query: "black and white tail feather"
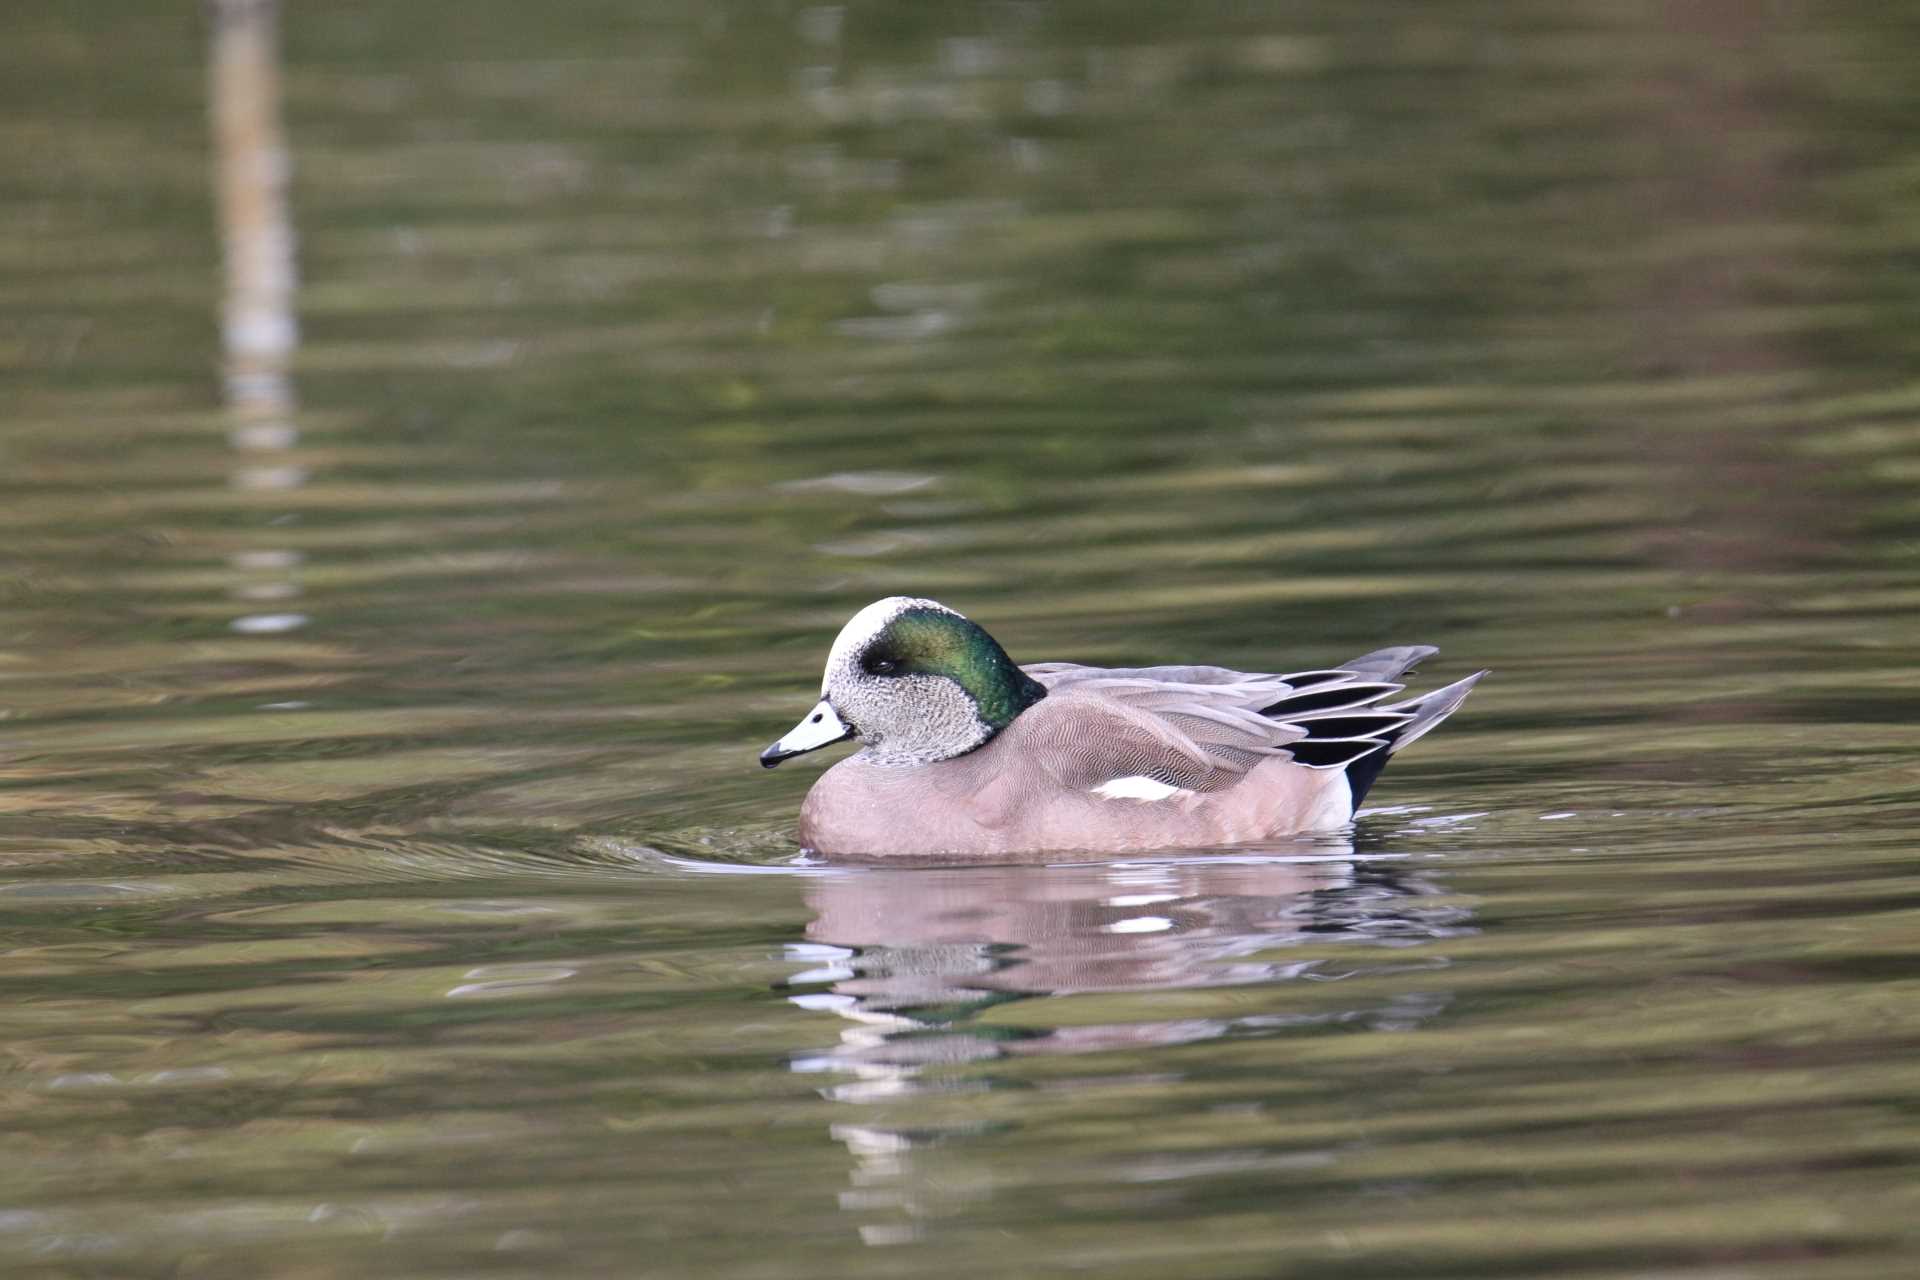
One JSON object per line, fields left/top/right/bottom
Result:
{"left": 1026, "top": 646, "right": 1484, "bottom": 809}
{"left": 1270, "top": 646, "right": 1485, "bottom": 805}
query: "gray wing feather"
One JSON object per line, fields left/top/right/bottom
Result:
{"left": 1009, "top": 693, "right": 1226, "bottom": 791}
{"left": 1023, "top": 669, "right": 1308, "bottom": 779}
{"left": 1381, "top": 670, "right": 1485, "bottom": 753}
{"left": 1023, "top": 656, "right": 1427, "bottom": 775}
{"left": 1335, "top": 646, "right": 1439, "bottom": 683}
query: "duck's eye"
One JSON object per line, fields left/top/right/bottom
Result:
{"left": 866, "top": 656, "right": 901, "bottom": 676}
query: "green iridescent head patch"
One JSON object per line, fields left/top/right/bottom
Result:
{"left": 863, "top": 606, "right": 1047, "bottom": 729}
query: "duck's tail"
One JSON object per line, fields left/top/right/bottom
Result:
{"left": 1339, "top": 655, "right": 1485, "bottom": 807}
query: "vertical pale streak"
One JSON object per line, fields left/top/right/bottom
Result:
{"left": 210, "top": 0, "right": 306, "bottom": 634}
{"left": 209, "top": 0, "right": 297, "bottom": 409}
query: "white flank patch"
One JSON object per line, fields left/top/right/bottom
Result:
{"left": 1092, "top": 776, "right": 1185, "bottom": 802}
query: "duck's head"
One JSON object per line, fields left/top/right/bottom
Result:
{"left": 760, "top": 596, "right": 1047, "bottom": 768}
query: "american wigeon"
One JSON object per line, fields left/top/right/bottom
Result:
{"left": 761, "top": 597, "right": 1483, "bottom": 858}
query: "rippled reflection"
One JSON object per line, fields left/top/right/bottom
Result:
{"left": 786, "top": 853, "right": 1471, "bottom": 1240}
{"left": 213, "top": 0, "right": 309, "bottom": 640}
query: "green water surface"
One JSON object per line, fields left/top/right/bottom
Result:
{"left": 3, "top": 2, "right": 1919, "bottom": 1276}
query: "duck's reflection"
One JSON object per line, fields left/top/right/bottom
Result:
{"left": 786, "top": 853, "right": 1468, "bottom": 1082}
{"left": 783, "top": 851, "right": 1471, "bottom": 1242}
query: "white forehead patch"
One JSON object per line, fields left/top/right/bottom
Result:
{"left": 822, "top": 596, "right": 961, "bottom": 692}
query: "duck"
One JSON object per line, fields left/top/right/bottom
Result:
{"left": 760, "top": 596, "right": 1483, "bottom": 858}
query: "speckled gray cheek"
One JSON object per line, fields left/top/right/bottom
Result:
{"left": 839, "top": 673, "right": 993, "bottom": 767}
{"left": 882, "top": 674, "right": 993, "bottom": 766}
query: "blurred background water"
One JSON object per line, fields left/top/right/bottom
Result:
{"left": 4, "top": 1, "right": 1919, "bottom": 1276}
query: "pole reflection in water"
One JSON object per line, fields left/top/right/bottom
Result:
{"left": 210, "top": 0, "right": 308, "bottom": 637}
{"left": 783, "top": 852, "right": 1473, "bottom": 1244}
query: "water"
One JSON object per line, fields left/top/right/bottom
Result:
{"left": 5, "top": 1, "right": 1919, "bottom": 1275}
